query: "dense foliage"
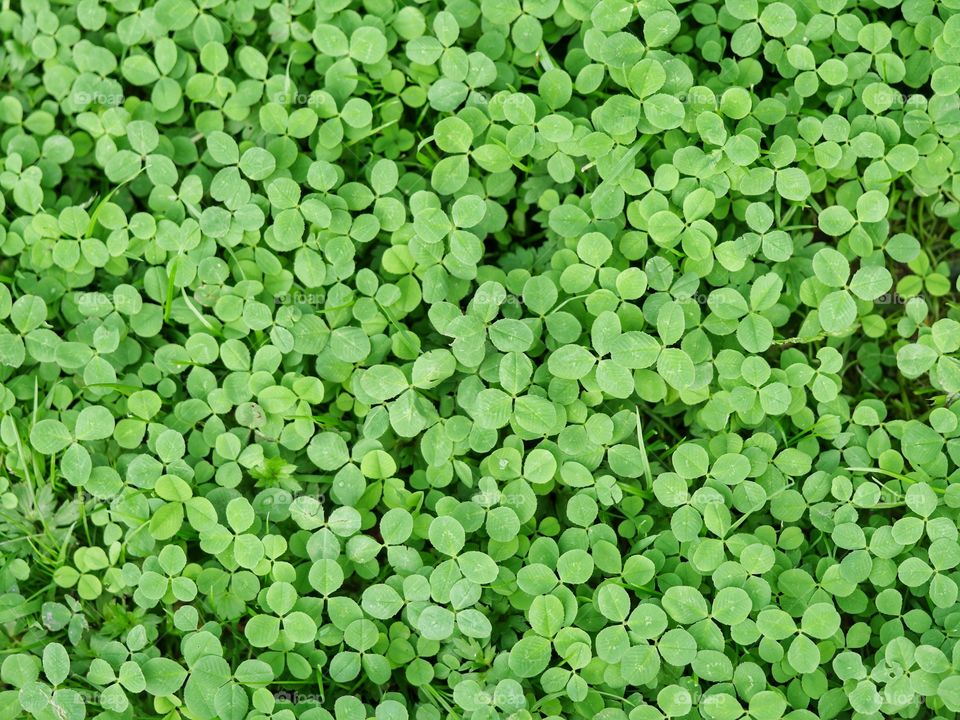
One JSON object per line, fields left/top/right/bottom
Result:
{"left": 2, "top": 0, "right": 960, "bottom": 719}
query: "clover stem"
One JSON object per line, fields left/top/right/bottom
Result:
{"left": 536, "top": 43, "right": 556, "bottom": 72}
